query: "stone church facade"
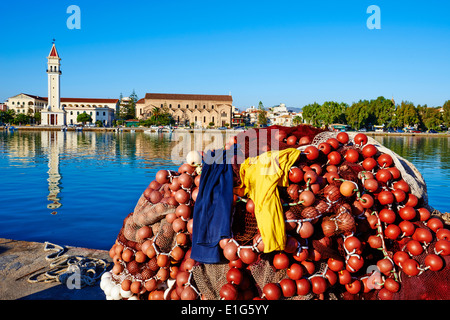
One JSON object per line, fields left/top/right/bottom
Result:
{"left": 136, "top": 93, "right": 233, "bottom": 128}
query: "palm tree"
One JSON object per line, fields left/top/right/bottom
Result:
{"left": 152, "top": 107, "right": 162, "bottom": 121}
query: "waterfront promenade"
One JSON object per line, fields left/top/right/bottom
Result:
{"left": 0, "top": 238, "right": 111, "bottom": 300}
{"left": 3, "top": 125, "right": 450, "bottom": 137}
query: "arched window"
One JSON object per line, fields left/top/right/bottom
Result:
{"left": 195, "top": 105, "right": 198, "bottom": 109}
{"left": 203, "top": 105, "right": 206, "bottom": 109}
{"left": 186, "top": 104, "right": 189, "bottom": 108}
{"left": 161, "top": 104, "right": 163, "bottom": 108}
{"left": 178, "top": 104, "right": 181, "bottom": 108}
{"left": 203, "top": 116, "right": 206, "bottom": 123}
{"left": 195, "top": 116, "right": 197, "bottom": 122}
{"left": 169, "top": 104, "right": 172, "bottom": 108}
{"left": 211, "top": 105, "right": 214, "bottom": 109}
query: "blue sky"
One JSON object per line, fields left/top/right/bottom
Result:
{"left": 0, "top": 0, "right": 449, "bottom": 109}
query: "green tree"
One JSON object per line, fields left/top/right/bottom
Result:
{"left": 13, "top": 113, "right": 30, "bottom": 125}
{"left": 0, "top": 109, "right": 15, "bottom": 124}
{"left": 301, "top": 102, "right": 321, "bottom": 127}
{"left": 373, "top": 96, "right": 395, "bottom": 127}
{"left": 418, "top": 106, "right": 443, "bottom": 130}
{"left": 257, "top": 101, "right": 268, "bottom": 126}
{"left": 77, "top": 112, "right": 92, "bottom": 125}
{"left": 151, "top": 107, "right": 162, "bottom": 121}
{"left": 293, "top": 115, "right": 302, "bottom": 125}
{"left": 394, "top": 101, "right": 419, "bottom": 128}
{"left": 319, "top": 101, "right": 347, "bottom": 125}
{"left": 346, "top": 100, "right": 371, "bottom": 130}
{"left": 127, "top": 90, "right": 138, "bottom": 119}
{"left": 119, "top": 90, "right": 139, "bottom": 121}
{"left": 443, "top": 100, "right": 450, "bottom": 128}
{"left": 34, "top": 111, "right": 41, "bottom": 125}
{"left": 144, "top": 105, "right": 174, "bottom": 126}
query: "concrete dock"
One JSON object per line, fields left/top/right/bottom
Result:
{"left": 0, "top": 238, "right": 112, "bottom": 300}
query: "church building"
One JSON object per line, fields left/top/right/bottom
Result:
{"left": 6, "top": 43, "right": 118, "bottom": 126}
{"left": 136, "top": 93, "right": 233, "bottom": 128}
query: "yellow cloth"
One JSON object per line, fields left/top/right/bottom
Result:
{"left": 239, "top": 148, "right": 301, "bottom": 253}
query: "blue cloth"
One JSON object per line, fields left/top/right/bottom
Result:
{"left": 190, "top": 148, "right": 235, "bottom": 264}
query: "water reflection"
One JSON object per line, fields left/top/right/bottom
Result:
{"left": 43, "top": 131, "right": 63, "bottom": 213}
{"left": 2, "top": 130, "right": 181, "bottom": 215}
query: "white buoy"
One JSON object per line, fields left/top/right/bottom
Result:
{"left": 100, "top": 276, "right": 110, "bottom": 291}
{"left": 110, "top": 285, "right": 122, "bottom": 300}
{"left": 101, "top": 271, "right": 112, "bottom": 281}
{"left": 186, "top": 150, "right": 202, "bottom": 166}
{"left": 120, "top": 288, "right": 133, "bottom": 299}
{"left": 103, "top": 281, "right": 114, "bottom": 296}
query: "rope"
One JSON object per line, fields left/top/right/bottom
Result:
{"left": 27, "top": 241, "right": 111, "bottom": 288}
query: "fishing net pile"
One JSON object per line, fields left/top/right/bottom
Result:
{"left": 100, "top": 125, "right": 450, "bottom": 300}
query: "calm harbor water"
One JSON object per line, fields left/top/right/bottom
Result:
{"left": 0, "top": 130, "right": 449, "bottom": 250}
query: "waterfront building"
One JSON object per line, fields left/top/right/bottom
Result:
{"left": 231, "top": 111, "right": 248, "bottom": 127}
{"left": 62, "top": 98, "right": 117, "bottom": 126}
{"left": 5, "top": 43, "right": 118, "bottom": 126}
{"left": 136, "top": 93, "right": 233, "bottom": 128}
{"left": 272, "top": 114, "right": 294, "bottom": 126}
{"left": 5, "top": 93, "right": 48, "bottom": 115}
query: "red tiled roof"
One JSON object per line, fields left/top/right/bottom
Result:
{"left": 20, "top": 93, "right": 48, "bottom": 101}
{"left": 60, "top": 98, "right": 119, "bottom": 103}
{"left": 49, "top": 44, "right": 59, "bottom": 58}
{"left": 15, "top": 94, "right": 118, "bottom": 104}
{"left": 144, "top": 93, "right": 232, "bottom": 102}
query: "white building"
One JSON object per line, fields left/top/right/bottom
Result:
{"left": 62, "top": 98, "right": 117, "bottom": 126}
{"left": 272, "top": 114, "right": 294, "bottom": 126}
{"left": 5, "top": 93, "right": 48, "bottom": 115}
{"left": 6, "top": 43, "right": 118, "bottom": 126}
{"left": 272, "top": 103, "right": 289, "bottom": 115}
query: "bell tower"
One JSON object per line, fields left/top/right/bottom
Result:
{"left": 47, "top": 42, "right": 61, "bottom": 112}
{"left": 42, "top": 41, "right": 66, "bottom": 126}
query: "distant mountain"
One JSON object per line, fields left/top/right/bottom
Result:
{"left": 288, "top": 107, "right": 302, "bottom": 113}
